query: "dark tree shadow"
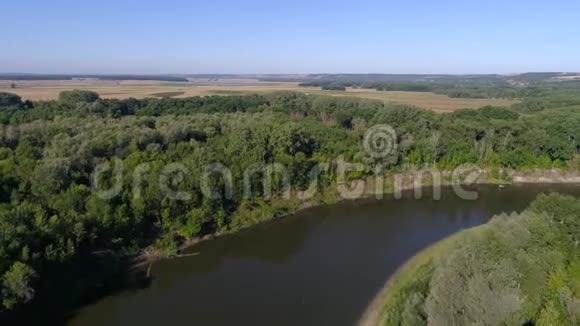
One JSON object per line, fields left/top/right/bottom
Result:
{"left": 0, "top": 251, "right": 152, "bottom": 326}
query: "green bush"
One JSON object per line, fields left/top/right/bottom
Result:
{"left": 58, "top": 89, "right": 100, "bottom": 104}
{"left": 0, "top": 92, "right": 22, "bottom": 107}
{"left": 478, "top": 106, "right": 520, "bottom": 120}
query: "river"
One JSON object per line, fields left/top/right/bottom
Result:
{"left": 66, "top": 184, "right": 580, "bottom": 326}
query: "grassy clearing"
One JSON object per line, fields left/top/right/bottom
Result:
{"left": 0, "top": 80, "right": 517, "bottom": 111}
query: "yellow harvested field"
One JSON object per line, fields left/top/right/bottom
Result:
{"left": 0, "top": 79, "right": 517, "bottom": 112}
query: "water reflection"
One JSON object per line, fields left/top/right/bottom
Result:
{"left": 63, "top": 184, "right": 579, "bottom": 326}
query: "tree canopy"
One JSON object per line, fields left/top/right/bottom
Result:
{"left": 0, "top": 93, "right": 22, "bottom": 107}
{"left": 0, "top": 89, "right": 577, "bottom": 318}
{"left": 58, "top": 90, "right": 100, "bottom": 104}
{"left": 381, "top": 194, "right": 580, "bottom": 325}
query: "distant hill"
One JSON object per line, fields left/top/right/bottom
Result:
{"left": 0, "top": 74, "right": 188, "bottom": 82}
{"left": 1, "top": 72, "right": 579, "bottom": 86}
{"left": 261, "top": 72, "right": 580, "bottom": 85}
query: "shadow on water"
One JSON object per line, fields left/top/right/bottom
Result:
{"left": 0, "top": 251, "right": 153, "bottom": 326}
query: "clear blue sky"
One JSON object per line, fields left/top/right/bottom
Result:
{"left": 2, "top": 0, "right": 579, "bottom": 74}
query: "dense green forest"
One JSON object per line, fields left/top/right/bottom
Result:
{"left": 0, "top": 89, "right": 578, "bottom": 318}
{"left": 380, "top": 193, "right": 580, "bottom": 325}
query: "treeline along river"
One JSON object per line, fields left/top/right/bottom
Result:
{"left": 64, "top": 185, "right": 580, "bottom": 326}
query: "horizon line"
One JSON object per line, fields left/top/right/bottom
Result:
{"left": 1, "top": 71, "right": 579, "bottom": 76}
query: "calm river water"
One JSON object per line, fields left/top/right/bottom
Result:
{"left": 66, "top": 184, "right": 580, "bottom": 326}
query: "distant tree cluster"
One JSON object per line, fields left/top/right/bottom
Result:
{"left": 0, "top": 93, "right": 22, "bottom": 107}
{"left": 321, "top": 84, "right": 346, "bottom": 91}
{"left": 298, "top": 74, "right": 580, "bottom": 100}
{"left": 58, "top": 90, "right": 100, "bottom": 104}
